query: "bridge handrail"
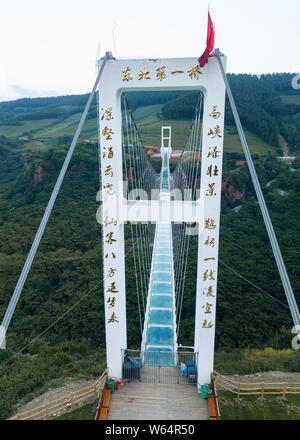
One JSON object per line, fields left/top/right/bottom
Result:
{"left": 213, "top": 371, "right": 300, "bottom": 399}
{"left": 10, "top": 369, "right": 108, "bottom": 420}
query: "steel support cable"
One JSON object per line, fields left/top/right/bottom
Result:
{"left": 121, "top": 110, "right": 143, "bottom": 336}
{"left": 176, "top": 229, "right": 189, "bottom": 318}
{"left": 123, "top": 94, "right": 159, "bottom": 181}
{"left": 176, "top": 101, "right": 204, "bottom": 330}
{"left": 177, "top": 233, "right": 191, "bottom": 333}
{"left": 129, "top": 113, "right": 148, "bottom": 314}
{"left": 176, "top": 111, "right": 202, "bottom": 325}
{"left": 186, "top": 111, "right": 199, "bottom": 188}
{"left": 175, "top": 114, "right": 198, "bottom": 298}
{"left": 192, "top": 102, "right": 203, "bottom": 199}
{"left": 0, "top": 54, "right": 110, "bottom": 347}
{"left": 174, "top": 160, "right": 189, "bottom": 297}
{"left": 125, "top": 99, "right": 147, "bottom": 315}
{"left": 96, "top": 89, "right": 103, "bottom": 192}
{"left": 219, "top": 259, "right": 289, "bottom": 310}
{"left": 123, "top": 98, "right": 145, "bottom": 315}
{"left": 133, "top": 129, "right": 151, "bottom": 281}
{"left": 123, "top": 94, "right": 156, "bottom": 308}
{"left": 174, "top": 213, "right": 184, "bottom": 288}
{"left": 183, "top": 94, "right": 203, "bottom": 191}
{"left": 171, "top": 93, "right": 203, "bottom": 178}
{"left": 0, "top": 243, "right": 137, "bottom": 371}
{"left": 174, "top": 99, "right": 201, "bottom": 329}
{"left": 175, "top": 216, "right": 187, "bottom": 306}
{"left": 176, "top": 222, "right": 187, "bottom": 300}
{"left": 177, "top": 104, "right": 203, "bottom": 327}
{"left": 173, "top": 225, "right": 180, "bottom": 286}
{"left": 136, "top": 136, "right": 153, "bottom": 275}
{"left": 175, "top": 125, "right": 194, "bottom": 277}
{"left": 216, "top": 49, "right": 300, "bottom": 333}
{"left": 122, "top": 102, "right": 143, "bottom": 325}
{"left": 176, "top": 226, "right": 189, "bottom": 309}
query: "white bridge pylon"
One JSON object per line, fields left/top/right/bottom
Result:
{"left": 98, "top": 55, "right": 226, "bottom": 388}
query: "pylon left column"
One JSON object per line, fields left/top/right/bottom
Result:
{"left": 98, "top": 62, "right": 127, "bottom": 379}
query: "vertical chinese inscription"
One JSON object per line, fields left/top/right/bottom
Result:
{"left": 200, "top": 104, "right": 224, "bottom": 330}
{"left": 100, "top": 105, "right": 120, "bottom": 325}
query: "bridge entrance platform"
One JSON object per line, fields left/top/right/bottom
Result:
{"left": 107, "top": 380, "right": 209, "bottom": 420}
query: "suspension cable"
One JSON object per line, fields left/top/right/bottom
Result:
{"left": 219, "top": 259, "right": 289, "bottom": 310}
{"left": 0, "top": 53, "right": 110, "bottom": 348}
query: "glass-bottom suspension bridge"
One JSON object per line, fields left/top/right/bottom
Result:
{"left": 0, "top": 52, "right": 299, "bottom": 395}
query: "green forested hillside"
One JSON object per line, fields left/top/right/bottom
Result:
{"left": 0, "top": 73, "right": 300, "bottom": 418}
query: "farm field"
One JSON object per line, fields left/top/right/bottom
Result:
{"left": 281, "top": 94, "right": 300, "bottom": 105}
{"left": 0, "top": 100, "right": 277, "bottom": 157}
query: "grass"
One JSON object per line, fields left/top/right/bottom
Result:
{"left": 139, "top": 119, "right": 191, "bottom": 150}
{"left": 224, "top": 126, "right": 277, "bottom": 154}
{"left": 214, "top": 348, "right": 300, "bottom": 375}
{"left": 0, "top": 119, "right": 57, "bottom": 138}
{"left": 136, "top": 107, "right": 277, "bottom": 154}
{"left": 218, "top": 390, "right": 300, "bottom": 420}
{"left": 0, "top": 102, "right": 278, "bottom": 156}
{"left": 132, "top": 104, "right": 163, "bottom": 123}
{"left": 34, "top": 114, "right": 99, "bottom": 140}
{"left": 55, "top": 403, "right": 95, "bottom": 420}
{"left": 23, "top": 140, "right": 48, "bottom": 151}
{"left": 34, "top": 113, "right": 83, "bottom": 138}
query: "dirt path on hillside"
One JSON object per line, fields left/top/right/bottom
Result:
{"left": 279, "top": 134, "right": 289, "bottom": 157}
{"left": 227, "top": 371, "right": 300, "bottom": 383}
{"left": 12, "top": 378, "right": 96, "bottom": 417}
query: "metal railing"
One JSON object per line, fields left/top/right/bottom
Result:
{"left": 122, "top": 349, "right": 198, "bottom": 385}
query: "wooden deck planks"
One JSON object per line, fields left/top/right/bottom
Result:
{"left": 107, "top": 382, "right": 209, "bottom": 420}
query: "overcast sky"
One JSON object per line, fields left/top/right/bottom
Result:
{"left": 1, "top": 0, "right": 300, "bottom": 102}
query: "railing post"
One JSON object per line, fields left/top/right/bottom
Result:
{"left": 94, "top": 384, "right": 97, "bottom": 400}
{"left": 71, "top": 393, "right": 74, "bottom": 410}
{"left": 261, "top": 383, "right": 264, "bottom": 399}
{"left": 237, "top": 382, "right": 241, "bottom": 401}
{"left": 283, "top": 383, "right": 287, "bottom": 400}
{"left": 45, "top": 403, "right": 49, "bottom": 420}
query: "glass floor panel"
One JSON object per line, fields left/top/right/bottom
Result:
{"left": 144, "top": 157, "right": 175, "bottom": 366}
{"left": 153, "top": 272, "right": 172, "bottom": 282}
{"left": 154, "top": 256, "right": 171, "bottom": 263}
{"left": 155, "top": 248, "right": 171, "bottom": 255}
{"left": 147, "top": 326, "right": 173, "bottom": 346}
{"left": 150, "top": 295, "right": 173, "bottom": 308}
{"left": 144, "top": 350, "right": 174, "bottom": 367}
{"left": 153, "top": 263, "right": 172, "bottom": 271}
{"left": 149, "top": 309, "right": 173, "bottom": 325}
{"left": 151, "top": 283, "right": 172, "bottom": 294}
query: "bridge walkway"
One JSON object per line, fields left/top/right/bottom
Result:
{"left": 107, "top": 380, "right": 209, "bottom": 420}
{"left": 143, "top": 153, "right": 176, "bottom": 365}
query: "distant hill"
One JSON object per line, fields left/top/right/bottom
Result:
{"left": 1, "top": 73, "right": 300, "bottom": 155}
{"left": 1, "top": 72, "right": 300, "bottom": 419}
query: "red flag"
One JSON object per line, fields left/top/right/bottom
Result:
{"left": 198, "top": 11, "right": 215, "bottom": 68}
